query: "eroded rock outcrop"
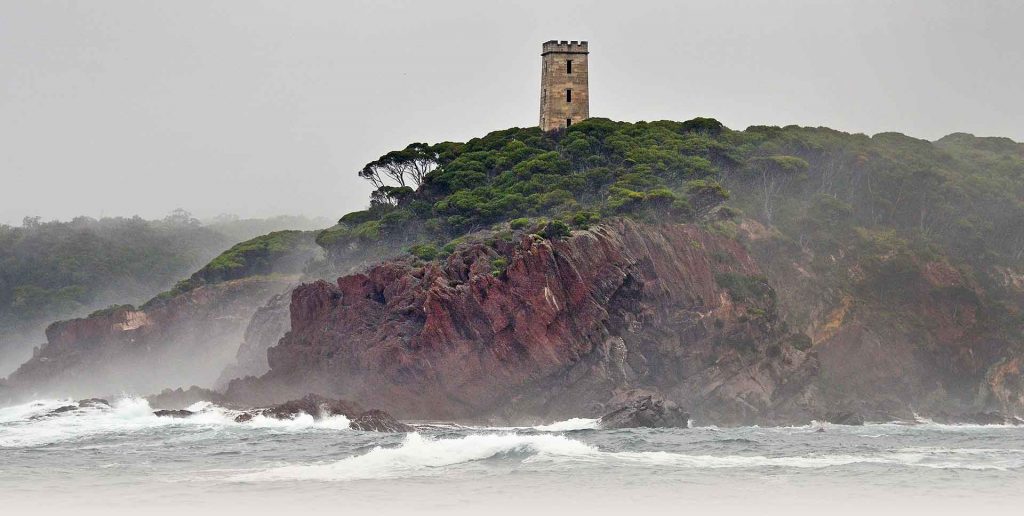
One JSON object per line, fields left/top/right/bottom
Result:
{"left": 599, "top": 392, "right": 690, "bottom": 429}
{"left": 231, "top": 394, "right": 413, "bottom": 432}
{"left": 227, "top": 219, "right": 814, "bottom": 424}
{"left": 30, "top": 398, "right": 110, "bottom": 420}
{"left": 742, "top": 218, "right": 1024, "bottom": 423}
{"left": 5, "top": 277, "right": 295, "bottom": 400}
{"left": 215, "top": 292, "right": 293, "bottom": 388}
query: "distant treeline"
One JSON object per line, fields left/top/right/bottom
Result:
{"left": 0, "top": 211, "right": 328, "bottom": 341}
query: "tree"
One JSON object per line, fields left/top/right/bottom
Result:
{"left": 358, "top": 143, "right": 440, "bottom": 189}
{"left": 163, "top": 208, "right": 199, "bottom": 227}
{"left": 746, "top": 155, "right": 809, "bottom": 224}
{"left": 370, "top": 186, "right": 414, "bottom": 208}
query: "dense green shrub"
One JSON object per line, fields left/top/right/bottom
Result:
{"left": 490, "top": 257, "right": 509, "bottom": 277}
{"left": 408, "top": 243, "right": 440, "bottom": 261}
{"left": 715, "top": 272, "right": 776, "bottom": 305}
{"left": 540, "top": 220, "right": 572, "bottom": 240}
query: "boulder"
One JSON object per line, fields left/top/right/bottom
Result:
{"left": 349, "top": 409, "right": 414, "bottom": 432}
{"left": 825, "top": 410, "right": 865, "bottom": 426}
{"left": 232, "top": 394, "right": 412, "bottom": 432}
{"left": 30, "top": 404, "right": 79, "bottom": 420}
{"left": 147, "top": 387, "right": 225, "bottom": 410}
{"left": 153, "top": 409, "right": 194, "bottom": 418}
{"left": 599, "top": 394, "right": 689, "bottom": 429}
{"left": 261, "top": 394, "right": 363, "bottom": 420}
{"left": 52, "top": 404, "right": 79, "bottom": 414}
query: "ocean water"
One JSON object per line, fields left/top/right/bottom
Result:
{"left": 1, "top": 397, "right": 1022, "bottom": 515}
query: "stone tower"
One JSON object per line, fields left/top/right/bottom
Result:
{"left": 539, "top": 40, "right": 589, "bottom": 131}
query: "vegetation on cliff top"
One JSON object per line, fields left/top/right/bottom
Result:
{"left": 320, "top": 118, "right": 1023, "bottom": 350}
{"left": 320, "top": 117, "right": 733, "bottom": 262}
{"left": 324, "top": 118, "right": 1023, "bottom": 276}
{"left": 145, "top": 230, "right": 320, "bottom": 307}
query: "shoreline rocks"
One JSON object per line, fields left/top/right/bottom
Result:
{"left": 153, "top": 409, "right": 194, "bottom": 418}
{"left": 824, "top": 411, "right": 865, "bottom": 426}
{"left": 235, "top": 394, "right": 414, "bottom": 432}
{"left": 599, "top": 394, "right": 690, "bottom": 429}
{"left": 149, "top": 393, "right": 413, "bottom": 432}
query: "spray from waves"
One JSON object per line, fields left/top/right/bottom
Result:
{"left": 0, "top": 397, "right": 352, "bottom": 448}
{"left": 532, "top": 418, "right": 600, "bottom": 432}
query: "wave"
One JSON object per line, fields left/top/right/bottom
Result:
{"left": 532, "top": 418, "right": 600, "bottom": 432}
{"left": 233, "top": 432, "right": 599, "bottom": 481}
{"left": 234, "top": 430, "right": 1024, "bottom": 482}
{"left": 0, "top": 396, "right": 352, "bottom": 448}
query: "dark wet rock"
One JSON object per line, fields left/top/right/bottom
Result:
{"left": 825, "top": 410, "right": 865, "bottom": 426}
{"left": 77, "top": 398, "right": 110, "bottom": 408}
{"left": 233, "top": 394, "right": 411, "bottom": 432}
{"left": 29, "top": 398, "right": 114, "bottom": 420}
{"left": 30, "top": 404, "right": 79, "bottom": 420}
{"left": 262, "top": 394, "right": 362, "bottom": 420}
{"left": 932, "top": 411, "right": 1024, "bottom": 425}
{"left": 349, "top": 409, "right": 414, "bottom": 432}
{"left": 599, "top": 394, "right": 690, "bottom": 429}
{"left": 147, "top": 386, "right": 227, "bottom": 410}
{"left": 153, "top": 409, "right": 194, "bottom": 418}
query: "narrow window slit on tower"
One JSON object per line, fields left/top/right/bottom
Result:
{"left": 566, "top": 118, "right": 572, "bottom": 127}
{"left": 566, "top": 89, "right": 572, "bottom": 102}
{"left": 566, "top": 60, "right": 572, "bottom": 74}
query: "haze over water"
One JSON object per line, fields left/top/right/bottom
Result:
{"left": 1, "top": 396, "right": 1021, "bottom": 515}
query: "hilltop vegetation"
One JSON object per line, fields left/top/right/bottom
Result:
{"left": 318, "top": 118, "right": 1024, "bottom": 292}
{"left": 147, "top": 230, "right": 320, "bottom": 306}
{"left": 316, "top": 118, "right": 1024, "bottom": 367}
{"left": 318, "top": 118, "right": 732, "bottom": 262}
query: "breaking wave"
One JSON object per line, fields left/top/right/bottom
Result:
{"left": 0, "top": 396, "right": 351, "bottom": 448}
{"left": 532, "top": 417, "right": 600, "bottom": 432}
{"left": 234, "top": 432, "right": 598, "bottom": 481}
{"left": 233, "top": 429, "right": 1024, "bottom": 482}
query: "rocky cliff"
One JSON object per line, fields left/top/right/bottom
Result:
{"left": 741, "top": 219, "right": 1024, "bottom": 422}
{"left": 226, "top": 219, "right": 815, "bottom": 424}
{"left": 215, "top": 291, "right": 293, "bottom": 387}
{"left": 5, "top": 276, "right": 295, "bottom": 400}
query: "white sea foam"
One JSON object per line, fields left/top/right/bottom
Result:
{"left": 0, "top": 396, "right": 352, "bottom": 447}
{"left": 234, "top": 432, "right": 600, "bottom": 481}
{"left": 0, "top": 398, "right": 74, "bottom": 423}
{"left": 232, "top": 428, "right": 1024, "bottom": 482}
{"left": 532, "top": 417, "right": 600, "bottom": 432}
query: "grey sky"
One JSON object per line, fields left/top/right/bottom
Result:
{"left": 2, "top": 0, "right": 1022, "bottom": 225}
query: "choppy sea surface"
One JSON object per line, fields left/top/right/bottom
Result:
{"left": 1, "top": 396, "right": 1022, "bottom": 515}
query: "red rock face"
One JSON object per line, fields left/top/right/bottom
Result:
{"left": 7, "top": 276, "right": 295, "bottom": 400}
{"left": 232, "top": 220, "right": 806, "bottom": 423}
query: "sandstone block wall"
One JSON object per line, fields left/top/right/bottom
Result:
{"left": 539, "top": 40, "right": 589, "bottom": 131}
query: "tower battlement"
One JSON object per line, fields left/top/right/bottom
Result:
{"left": 542, "top": 40, "right": 589, "bottom": 55}
{"left": 539, "top": 40, "right": 590, "bottom": 132}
